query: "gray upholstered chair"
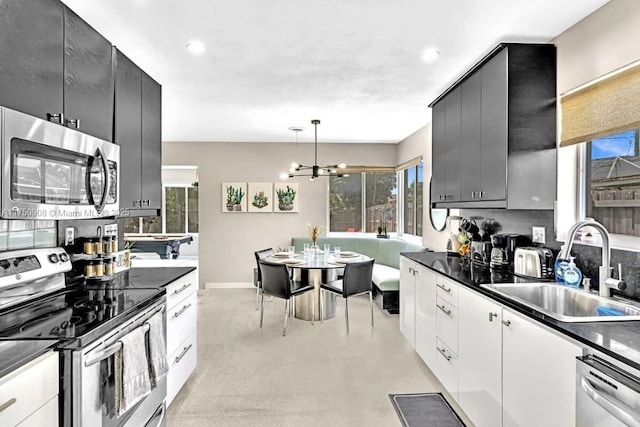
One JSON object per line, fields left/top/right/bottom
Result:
{"left": 258, "top": 260, "right": 315, "bottom": 336}
{"left": 320, "top": 258, "right": 375, "bottom": 335}
{"left": 254, "top": 248, "right": 274, "bottom": 309}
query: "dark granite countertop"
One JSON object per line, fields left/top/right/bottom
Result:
{"left": 0, "top": 340, "right": 58, "bottom": 379}
{"left": 128, "top": 266, "right": 197, "bottom": 289}
{"left": 402, "top": 251, "right": 640, "bottom": 371}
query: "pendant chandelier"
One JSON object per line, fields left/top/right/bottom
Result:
{"left": 283, "top": 119, "right": 348, "bottom": 181}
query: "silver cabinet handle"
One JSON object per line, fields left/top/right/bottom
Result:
{"left": 175, "top": 344, "right": 193, "bottom": 364}
{"left": 502, "top": 320, "right": 511, "bottom": 327}
{"left": 489, "top": 312, "right": 498, "bottom": 322}
{"left": 0, "top": 398, "right": 17, "bottom": 413}
{"left": 436, "top": 283, "right": 452, "bottom": 293}
{"left": 65, "top": 118, "right": 80, "bottom": 129}
{"left": 437, "top": 304, "right": 451, "bottom": 316}
{"left": 174, "top": 283, "right": 193, "bottom": 295}
{"left": 173, "top": 303, "right": 192, "bottom": 319}
{"left": 47, "top": 112, "right": 64, "bottom": 124}
{"left": 581, "top": 376, "right": 640, "bottom": 426}
{"left": 437, "top": 347, "right": 451, "bottom": 361}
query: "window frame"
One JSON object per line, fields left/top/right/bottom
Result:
{"left": 397, "top": 161, "right": 423, "bottom": 239}
{"left": 126, "top": 183, "right": 198, "bottom": 235}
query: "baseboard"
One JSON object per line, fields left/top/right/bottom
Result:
{"left": 205, "top": 282, "right": 254, "bottom": 289}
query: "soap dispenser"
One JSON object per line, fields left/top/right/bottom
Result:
{"left": 563, "top": 256, "right": 583, "bottom": 288}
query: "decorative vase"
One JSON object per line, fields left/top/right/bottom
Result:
{"left": 226, "top": 203, "right": 234, "bottom": 211}
{"left": 233, "top": 204, "right": 242, "bottom": 211}
{"left": 279, "top": 203, "right": 293, "bottom": 211}
{"left": 310, "top": 243, "right": 320, "bottom": 254}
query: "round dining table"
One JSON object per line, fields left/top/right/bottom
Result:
{"left": 266, "top": 251, "right": 370, "bottom": 321}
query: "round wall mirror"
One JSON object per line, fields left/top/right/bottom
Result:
{"left": 429, "top": 178, "right": 448, "bottom": 231}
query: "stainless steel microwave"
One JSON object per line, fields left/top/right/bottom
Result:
{"left": 1, "top": 107, "right": 119, "bottom": 219}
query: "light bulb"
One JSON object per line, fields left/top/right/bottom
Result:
{"left": 186, "top": 40, "right": 206, "bottom": 55}
{"left": 337, "top": 163, "right": 347, "bottom": 169}
{"left": 330, "top": 169, "right": 337, "bottom": 174}
{"left": 309, "top": 176, "right": 315, "bottom": 181}
{"left": 280, "top": 172, "right": 289, "bottom": 180}
{"left": 318, "top": 169, "right": 325, "bottom": 175}
{"left": 289, "top": 167, "right": 296, "bottom": 173}
{"left": 290, "top": 162, "right": 299, "bottom": 169}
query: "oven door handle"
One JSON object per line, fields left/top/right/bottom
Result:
{"left": 580, "top": 376, "right": 640, "bottom": 427}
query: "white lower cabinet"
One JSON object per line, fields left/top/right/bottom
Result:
{"left": 166, "top": 270, "right": 198, "bottom": 407}
{"left": 421, "top": 271, "right": 583, "bottom": 427}
{"left": 458, "top": 286, "right": 503, "bottom": 427}
{"left": 0, "top": 351, "right": 58, "bottom": 427}
{"left": 399, "top": 258, "right": 418, "bottom": 348}
{"left": 415, "top": 267, "right": 437, "bottom": 368}
{"left": 502, "top": 308, "right": 582, "bottom": 427}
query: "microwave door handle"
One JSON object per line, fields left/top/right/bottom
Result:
{"left": 95, "top": 146, "right": 110, "bottom": 214}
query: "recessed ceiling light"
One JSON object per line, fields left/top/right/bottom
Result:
{"left": 186, "top": 40, "right": 206, "bottom": 55}
{"left": 420, "top": 47, "right": 440, "bottom": 63}
{"left": 288, "top": 126, "right": 304, "bottom": 132}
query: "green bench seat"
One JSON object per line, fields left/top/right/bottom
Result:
{"left": 291, "top": 236, "right": 427, "bottom": 313}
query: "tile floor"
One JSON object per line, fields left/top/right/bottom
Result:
{"left": 167, "top": 288, "right": 471, "bottom": 426}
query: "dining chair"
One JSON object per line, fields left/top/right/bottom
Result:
{"left": 254, "top": 248, "right": 274, "bottom": 310}
{"left": 320, "top": 258, "right": 375, "bottom": 335}
{"left": 258, "top": 260, "right": 315, "bottom": 336}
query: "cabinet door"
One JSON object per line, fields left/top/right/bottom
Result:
{"left": 63, "top": 6, "right": 114, "bottom": 142}
{"left": 0, "top": 0, "right": 64, "bottom": 121}
{"left": 141, "top": 72, "right": 162, "bottom": 211}
{"left": 460, "top": 71, "right": 482, "bottom": 202}
{"left": 415, "top": 266, "right": 436, "bottom": 368}
{"left": 480, "top": 49, "right": 508, "bottom": 201}
{"left": 114, "top": 49, "right": 142, "bottom": 210}
{"left": 502, "top": 309, "right": 582, "bottom": 427}
{"left": 399, "top": 258, "right": 416, "bottom": 348}
{"left": 444, "top": 87, "right": 461, "bottom": 202}
{"left": 458, "top": 287, "right": 503, "bottom": 427}
{"left": 431, "top": 101, "right": 446, "bottom": 204}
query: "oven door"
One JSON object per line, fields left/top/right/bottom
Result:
{"left": 65, "top": 300, "right": 166, "bottom": 427}
{"left": 1, "top": 106, "right": 119, "bottom": 219}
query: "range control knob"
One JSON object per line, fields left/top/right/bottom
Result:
{"left": 48, "top": 254, "right": 59, "bottom": 263}
{"left": 59, "top": 253, "right": 69, "bottom": 263}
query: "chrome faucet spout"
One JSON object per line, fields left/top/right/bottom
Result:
{"left": 561, "top": 220, "right": 612, "bottom": 297}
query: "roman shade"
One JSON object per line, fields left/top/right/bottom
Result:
{"left": 560, "top": 61, "right": 640, "bottom": 147}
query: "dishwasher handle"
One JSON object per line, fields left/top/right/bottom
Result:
{"left": 580, "top": 376, "right": 640, "bottom": 427}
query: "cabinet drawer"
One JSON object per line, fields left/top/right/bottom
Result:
{"left": 436, "top": 276, "right": 458, "bottom": 305}
{"left": 434, "top": 338, "right": 459, "bottom": 401}
{"left": 167, "top": 331, "right": 197, "bottom": 407}
{"left": 167, "top": 291, "right": 197, "bottom": 356}
{"left": 0, "top": 352, "right": 58, "bottom": 427}
{"left": 167, "top": 271, "right": 197, "bottom": 308}
{"left": 436, "top": 297, "right": 458, "bottom": 355}
{"left": 16, "top": 396, "right": 57, "bottom": 427}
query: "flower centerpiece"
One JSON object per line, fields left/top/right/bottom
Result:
{"left": 306, "top": 223, "right": 324, "bottom": 253}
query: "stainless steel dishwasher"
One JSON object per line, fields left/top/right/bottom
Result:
{"left": 577, "top": 353, "right": 640, "bottom": 427}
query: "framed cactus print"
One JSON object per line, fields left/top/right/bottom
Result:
{"left": 274, "top": 182, "right": 299, "bottom": 213}
{"left": 222, "top": 182, "right": 247, "bottom": 212}
{"left": 247, "top": 182, "right": 273, "bottom": 212}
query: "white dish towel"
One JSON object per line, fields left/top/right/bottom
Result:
{"left": 146, "top": 311, "right": 168, "bottom": 386}
{"left": 115, "top": 326, "right": 151, "bottom": 416}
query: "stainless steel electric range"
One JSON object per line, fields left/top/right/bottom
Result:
{"left": 0, "top": 247, "right": 167, "bottom": 427}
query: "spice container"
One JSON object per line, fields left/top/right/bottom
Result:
{"left": 83, "top": 238, "right": 97, "bottom": 255}
{"left": 103, "top": 257, "right": 114, "bottom": 276}
{"left": 94, "top": 259, "right": 104, "bottom": 277}
{"left": 84, "top": 259, "right": 99, "bottom": 278}
{"left": 103, "top": 236, "right": 114, "bottom": 254}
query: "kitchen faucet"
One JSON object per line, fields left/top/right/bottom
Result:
{"left": 559, "top": 219, "right": 626, "bottom": 297}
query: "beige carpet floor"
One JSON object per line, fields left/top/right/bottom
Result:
{"left": 167, "top": 288, "right": 469, "bottom": 426}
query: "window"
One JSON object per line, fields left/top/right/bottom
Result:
{"left": 329, "top": 172, "right": 397, "bottom": 233}
{"left": 586, "top": 129, "right": 640, "bottom": 236}
{"left": 402, "top": 162, "right": 423, "bottom": 236}
{"left": 124, "top": 183, "right": 198, "bottom": 234}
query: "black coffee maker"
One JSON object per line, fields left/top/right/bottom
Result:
{"left": 490, "top": 233, "right": 529, "bottom": 271}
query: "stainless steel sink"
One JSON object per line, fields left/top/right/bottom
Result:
{"left": 480, "top": 283, "right": 640, "bottom": 322}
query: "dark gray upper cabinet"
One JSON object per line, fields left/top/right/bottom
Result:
{"left": 63, "top": 6, "right": 114, "bottom": 142}
{"left": 114, "top": 49, "right": 162, "bottom": 216}
{"left": 429, "top": 43, "right": 556, "bottom": 210}
{"left": 0, "top": 1, "right": 113, "bottom": 142}
{"left": 0, "top": 0, "right": 64, "bottom": 121}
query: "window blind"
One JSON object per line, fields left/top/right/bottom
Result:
{"left": 560, "top": 62, "right": 640, "bottom": 147}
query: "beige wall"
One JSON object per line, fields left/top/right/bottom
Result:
{"left": 163, "top": 141, "right": 396, "bottom": 286}
{"left": 553, "top": 0, "right": 640, "bottom": 243}
{"left": 396, "top": 123, "right": 451, "bottom": 251}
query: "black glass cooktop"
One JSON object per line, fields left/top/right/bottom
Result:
{"left": 0, "top": 286, "right": 163, "bottom": 347}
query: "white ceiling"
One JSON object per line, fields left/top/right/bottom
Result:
{"left": 62, "top": 0, "right": 609, "bottom": 144}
